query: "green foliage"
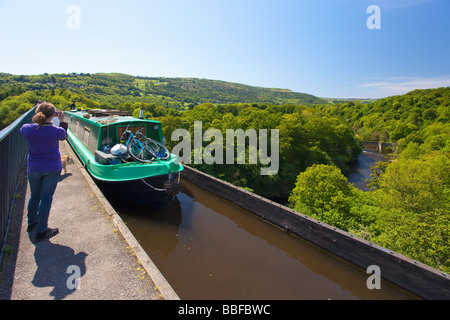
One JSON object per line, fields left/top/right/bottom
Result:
{"left": 373, "top": 207, "right": 449, "bottom": 273}
{"left": 0, "top": 90, "right": 38, "bottom": 129}
{"left": 0, "top": 72, "right": 326, "bottom": 111}
{"left": 309, "top": 88, "right": 449, "bottom": 273}
{"left": 0, "top": 88, "right": 102, "bottom": 130}
{"left": 288, "top": 155, "right": 450, "bottom": 273}
{"left": 159, "top": 103, "right": 361, "bottom": 200}
{"left": 319, "top": 87, "right": 450, "bottom": 149}
{"left": 291, "top": 88, "right": 450, "bottom": 272}
{"left": 0, "top": 72, "right": 326, "bottom": 131}
{"left": 366, "top": 161, "right": 389, "bottom": 190}
{"left": 289, "top": 164, "right": 360, "bottom": 231}
{"left": 374, "top": 152, "right": 449, "bottom": 214}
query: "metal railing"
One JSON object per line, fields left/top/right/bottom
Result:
{"left": 0, "top": 107, "right": 35, "bottom": 263}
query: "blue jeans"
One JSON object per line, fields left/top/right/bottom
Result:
{"left": 27, "top": 170, "right": 61, "bottom": 233}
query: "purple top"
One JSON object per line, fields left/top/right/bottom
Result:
{"left": 20, "top": 123, "right": 67, "bottom": 173}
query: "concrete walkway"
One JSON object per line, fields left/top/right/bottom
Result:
{"left": 0, "top": 141, "right": 179, "bottom": 300}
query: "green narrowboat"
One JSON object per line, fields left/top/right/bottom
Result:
{"left": 63, "top": 109, "right": 183, "bottom": 206}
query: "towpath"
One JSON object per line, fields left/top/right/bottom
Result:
{"left": 0, "top": 141, "right": 178, "bottom": 300}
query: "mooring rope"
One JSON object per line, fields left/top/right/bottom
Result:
{"left": 140, "top": 171, "right": 181, "bottom": 194}
{"left": 140, "top": 178, "right": 167, "bottom": 192}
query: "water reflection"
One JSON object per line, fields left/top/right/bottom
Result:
{"left": 110, "top": 197, "right": 183, "bottom": 257}
{"left": 110, "top": 179, "right": 416, "bottom": 300}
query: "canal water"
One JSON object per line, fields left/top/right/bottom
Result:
{"left": 109, "top": 150, "right": 415, "bottom": 300}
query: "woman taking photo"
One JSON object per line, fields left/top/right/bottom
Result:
{"left": 20, "top": 102, "right": 67, "bottom": 242}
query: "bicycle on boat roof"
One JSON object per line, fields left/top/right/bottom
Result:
{"left": 120, "top": 124, "right": 170, "bottom": 163}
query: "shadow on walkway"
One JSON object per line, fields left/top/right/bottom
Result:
{"left": 31, "top": 236, "right": 87, "bottom": 300}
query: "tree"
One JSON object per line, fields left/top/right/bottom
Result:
{"left": 366, "top": 161, "right": 390, "bottom": 190}
{"left": 288, "top": 164, "right": 359, "bottom": 231}
{"left": 374, "top": 152, "right": 449, "bottom": 214}
{"left": 373, "top": 208, "right": 450, "bottom": 273}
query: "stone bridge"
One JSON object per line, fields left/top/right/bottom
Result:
{"left": 362, "top": 141, "right": 397, "bottom": 153}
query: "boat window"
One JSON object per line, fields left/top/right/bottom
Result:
{"left": 101, "top": 127, "right": 114, "bottom": 147}
{"left": 117, "top": 125, "right": 146, "bottom": 141}
{"left": 83, "top": 127, "right": 90, "bottom": 146}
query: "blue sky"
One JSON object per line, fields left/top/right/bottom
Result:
{"left": 0, "top": 0, "right": 449, "bottom": 98}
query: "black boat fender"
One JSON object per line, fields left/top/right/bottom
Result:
{"left": 163, "top": 171, "right": 182, "bottom": 196}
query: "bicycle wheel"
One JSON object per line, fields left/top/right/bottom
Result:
{"left": 144, "top": 138, "right": 170, "bottom": 160}
{"left": 127, "top": 140, "right": 154, "bottom": 163}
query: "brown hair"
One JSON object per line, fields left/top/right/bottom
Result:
{"left": 32, "top": 102, "right": 56, "bottom": 125}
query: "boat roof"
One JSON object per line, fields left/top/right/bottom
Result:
{"left": 66, "top": 109, "right": 161, "bottom": 126}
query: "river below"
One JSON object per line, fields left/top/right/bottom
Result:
{"left": 346, "top": 149, "right": 388, "bottom": 190}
